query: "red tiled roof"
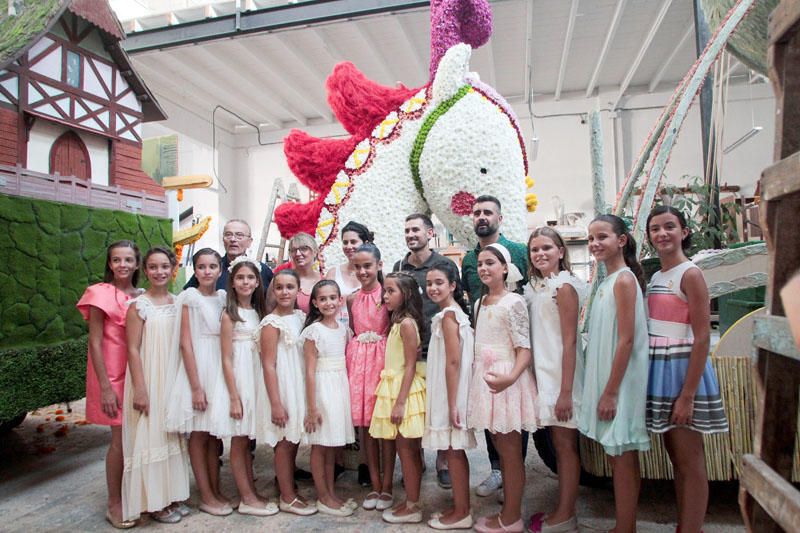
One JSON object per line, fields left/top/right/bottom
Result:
{"left": 68, "top": 0, "right": 124, "bottom": 41}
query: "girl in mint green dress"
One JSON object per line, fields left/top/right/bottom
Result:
{"left": 579, "top": 215, "right": 650, "bottom": 533}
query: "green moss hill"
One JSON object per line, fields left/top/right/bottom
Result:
{"left": 0, "top": 194, "right": 172, "bottom": 421}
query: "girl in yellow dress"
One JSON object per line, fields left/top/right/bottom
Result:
{"left": 369, "top": 272, "right": 426, "bottom": 524}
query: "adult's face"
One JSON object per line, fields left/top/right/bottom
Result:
{"left": 222, "top": 221, "right": 252, "bottom": 259}
{"left": 472, "top": 201, "right": 502, "bottom": 239}
{"left": 404, "top": 218, "right": 433, "bottom": 253}
{"left": 341, "top": 231, "right": 364, "bottom": 261}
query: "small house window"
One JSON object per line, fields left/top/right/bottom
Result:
{"left": 66, "top": 51, "right": 81, "bottom": 88}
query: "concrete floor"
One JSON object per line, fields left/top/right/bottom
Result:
{"left": 0, "top": 400, "right": 745, "bottom": 532}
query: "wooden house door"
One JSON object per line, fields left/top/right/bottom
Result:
{"left": 50, "top": 131, "right": 91, "bottom": 180}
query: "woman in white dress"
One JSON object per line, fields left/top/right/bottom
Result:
{"left": 122, "top": 247, "right": 189, "bottom": 524}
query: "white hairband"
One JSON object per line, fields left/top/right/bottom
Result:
{"left": 486, "top": 243, "right": 523, "bottom": 291}
{"left": 228, "top": 255, "right": 259, "bottom": 273}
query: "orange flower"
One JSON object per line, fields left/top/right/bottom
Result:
{"left": 55, "top": 415, "right": 65, "bottom": 422}
{"left": 55, "top": 409, "right": 64, "bottom": 415}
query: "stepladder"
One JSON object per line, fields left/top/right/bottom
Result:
{"left": 256, "top": 178, "right": 301, "bottom": 266}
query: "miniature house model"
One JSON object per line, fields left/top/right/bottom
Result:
{"left": 0, "top": 0, "right": 166, "bottom": 210}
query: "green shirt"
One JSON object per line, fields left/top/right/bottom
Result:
{"left": 460, "top": 233, "right": 529, "bottom": 313}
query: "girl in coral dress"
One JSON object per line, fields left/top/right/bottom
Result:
{"left": 122, "top": 247, "right": 190, "bottom": 524}
{"left": 77, "top": 240, "right": 141, "bottom": 529}
{"left": 467, "top": 243, "right": 538, "bottom": 533}
{"left": 165, "top": 248, "right": 230, "bottom": 517}
{"left": 369, "top": 272, "right": 426, "bottom": 524}
{"left": 301, "top": 280, "right": 357, "bottom": 517}
{"left": 256, "top": 269, "right": 315, "bottom": 516}
{"left": 344, "top": 243, "right": 392, "bottom": 510}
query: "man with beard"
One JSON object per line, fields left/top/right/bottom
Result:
{"left": 460, "top": 195, "right": 529, "bottom": 501}
{"left": 392, "top": 214, "right": 459, "bottom": 489}
{"left": 184, "top": 219, "right": 273, "bottom": 292}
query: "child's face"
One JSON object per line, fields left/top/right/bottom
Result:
{"left": 145, "top": 253, "right": 173, "bottom": 288}
{"left": 383, "top": 278, "right": 404, "bottom": 311}
{"left": 426, "top": 270, "right": 455, "bottom": 306}
{"left": 588, "top": 221, "right": 624, "bottom": 262}
{"left": 648, "top": 212, "right": 687, "bottom": 256}
{"left": 194, "top": 254, "right": 221, "bottom": 289}
{"left": 353, "top": 251, "right": 381, "bottom": 287}
{"left": 233, "top": 266, "right": 259, "bottom": 298}
{"left": 477, "top": 250, "right": 507, "bottom": 288}
{"left": 312, "top": 285, "right": 341, "bottom": 318}
{"left": 273, "top": 274, "right": 299, "bottom": 310}
{"left": 529, "top": 235, "right": 563, "bottom": 277}
{"left": 108, "top": 247, "right": 138, "bottom": 282}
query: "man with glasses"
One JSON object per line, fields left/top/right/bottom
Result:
{"left": 184, "top": 219, "right": 273, "bottom": 292}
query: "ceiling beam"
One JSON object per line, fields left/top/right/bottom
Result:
{"left": 123, "top": 0, "right": 430, "bottom": 53}
{"left": 648, "top": 22, "right": 693, "bottom": 93}
{"left": 199, "top": 44, "right": 309, "bottom": 126}
{"left": 555, "top": 0, "right": 579, "bottom": 101}
{"left": 611, "top": 0, "right": 674, "bottom": 109}
{"left": 271, "top": 34, "right": 335, "bottom": 121}
{"left": 231, "top": 39, "right": 332, "bottom": 123}
{"left": 309, "top": 28, "right": 345, "bottom": 64}
{"left": 395, "top": 15, "right": 427, "bottom": 82}
{"left": 354, "top": 21, "right": 396, "bottom": 85}
{"left": 147, "top": 52, "right": 281, "bottom": 128}
{"left": 584, "top": 0, "right": 627, "bottom": 98}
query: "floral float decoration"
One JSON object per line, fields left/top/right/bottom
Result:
{"left": 274, "top": 0, "right": 537, "bottom": 269}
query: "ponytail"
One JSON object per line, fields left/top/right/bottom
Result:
{"left": 592, "top": 214, "right": 645, "bottom": 292}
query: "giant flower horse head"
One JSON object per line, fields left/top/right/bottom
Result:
{"left": 275, "top": 0, "right": 537, "bottom": 270}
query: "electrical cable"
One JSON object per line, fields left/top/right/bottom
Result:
{"left": 211, "top": 104, "right": 271, "bottom": 194}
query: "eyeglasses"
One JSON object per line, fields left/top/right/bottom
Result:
{"left": 289, "top": 246, "right": 312, "bottom": 254}
{"left": 223, "top": 232, "right": 251, "bottom": 240}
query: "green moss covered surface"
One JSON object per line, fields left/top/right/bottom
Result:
{"left": 0, "top": 195, "right": 172, "bottom": 418}
{"left": 0, "top": 0, "right": 62, "bottom": 67}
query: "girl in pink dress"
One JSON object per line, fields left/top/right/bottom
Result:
{"left": 345, "top": 243, "right": 393, "bottom": 511}
{"left": 76, "top": 240, "right": 141, "bottom": 529}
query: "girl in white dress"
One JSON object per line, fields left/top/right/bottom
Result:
{"left": 122, "top": 247, "right": 189, "bottom": 523}
{"left": 523, "top": 228, "right": 587, "bottom": 533}
{"left": 423, "top": 261, "right": 476, "bottom": 530}
{"left": 256, "top": 269, "right": 316, "bottom": 516}
{"left": 301, "top": 280, "right": 357, "bottom": 517}
{"left": 165, "top": 248, "right": 230, "bottom": 517}
{"left": 214, "top": 256, "right": 277, "bottom": 517}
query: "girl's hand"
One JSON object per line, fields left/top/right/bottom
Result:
{"left": 132, "top": 387, "right": 149, "bottom": 416}
{"left": 191, "top": 387, "right": 208, "bottom": 412}
{"left": 229, "top": 397, "right": 243, "bottom": 420}
{"left": 390, "top": 401, "right": 406, "bottom": 425}
{"left": 449, "top": 406, "right": 462, "bottom": 429}
{"left": 101, "top": 387, "right": 121, "bottom": 419}
{"left": 484, "top": 371, "right": 514, "bottom": 394}
{"left": 555, "top": 391, "right": 574, "bottom": 422}
{"left": 597, "top": 390, "right": 618, "bottom": 421}
{"left": 670, "top": 395, "right": 694, "bottom": 426}
{"left": 271, "top": 403, "right": 288, "bottom": 428}
{"left": 304, "top": 409, "right": 322, "bottom": 433}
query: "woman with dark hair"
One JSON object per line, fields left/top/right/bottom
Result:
{"left": 76, "top": 240, "right": 142, "bottom": 529}
{"left": 325, "top": 222, "right": 375, "bottom": 322}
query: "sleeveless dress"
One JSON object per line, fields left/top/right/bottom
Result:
{"left": 578, "top": 268, "right": 651, "bottom": 456}
{"left": 255, "top": 310, "right": 307, "bottom": 446}
{"left": 297, "top": 290, "right": 311, "bottom": 314}
{"left": 646, "top": 261, "right": 729, "bottom": 434}
{"left": 76, "top": 283, "right": 139, "bottom": 426}
{"left": 422, "top": 306, "right": 477, "bottom": 450}
{"left": 122, "top": 295, "right": 189, "bottom": 521}
{"left": 300, "top": 321, "right": 355, "bottom": 446}
{"left": 523, "top": 271, "right": 588, "bottom": 429}
{"left": 467, "top": 293, "right": 538, "bottom": 434}
{"left": 345, "top": 285, "right": 389, "bottom": 426}
{"left": 165, "top": 288, "right": 226, "bottom": 433}
{"left": 210, "top": 308, "right": 261, "bottom": 439}
{"left": 369, "top": 321, "right": 426, "bottom": 440}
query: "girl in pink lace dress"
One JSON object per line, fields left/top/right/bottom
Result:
{"left": 344, "top": 243, "right": 393, "bottom": 511}
{"left": 467, "top": 243, "right": 538, "bottom": 533}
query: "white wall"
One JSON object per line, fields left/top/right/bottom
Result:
{"left": 27, "top": 120, "right": 110, "bottom": 185}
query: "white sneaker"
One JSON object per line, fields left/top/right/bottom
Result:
{"left": 476, "top": 469, "right": 503, "bottom": 497}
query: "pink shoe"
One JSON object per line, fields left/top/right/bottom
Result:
{"left": 475, "top": 515, "right": 524, "bottom": 533}
{"left": 527, "top": 512, "right": 546, "bottom": 533}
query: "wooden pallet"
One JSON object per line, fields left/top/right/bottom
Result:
{"left": 739, "top": 2, "right": 800, "bottom": 531}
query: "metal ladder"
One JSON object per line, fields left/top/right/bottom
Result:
{"left": 256, "top": 178, "right": 301, "bottom": 265}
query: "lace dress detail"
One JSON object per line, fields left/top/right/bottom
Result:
{"left": 467, "top": 292, "right": 538, "bottom": 434}
{"left": 121, "top": 295, "right": 189, "bottom": 521}
{"left": 255, "top": 310, "right": 307, "bottom": 445}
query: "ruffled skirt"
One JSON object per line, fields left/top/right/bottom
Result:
{"left": 306, "top": 364, "right": 355, "bottom": 446}
{"left": 209, "top": 348, "right": 259, "bottom": 439}
{"left": 467, "top": 357, "right": 538, "bottom": 435}
{"left": 369, "top": 363, "right": 426, "bottom": 440}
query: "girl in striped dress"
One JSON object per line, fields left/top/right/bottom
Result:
{"left": 646, "top": 206, "right": 728, "bottom": 533}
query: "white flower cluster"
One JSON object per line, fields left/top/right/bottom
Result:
{"left": 356, "top": 331, "right": 384, "bottom": 343}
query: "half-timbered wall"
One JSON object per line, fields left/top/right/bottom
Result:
{"left": 0, "top": 68, "right": 18, "bottom": 108}
{"left": 27, "top": 120, "right": 109, "bottom": 185}
{"left": 0, "top": 107, "right": 18, "bottom": 165}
